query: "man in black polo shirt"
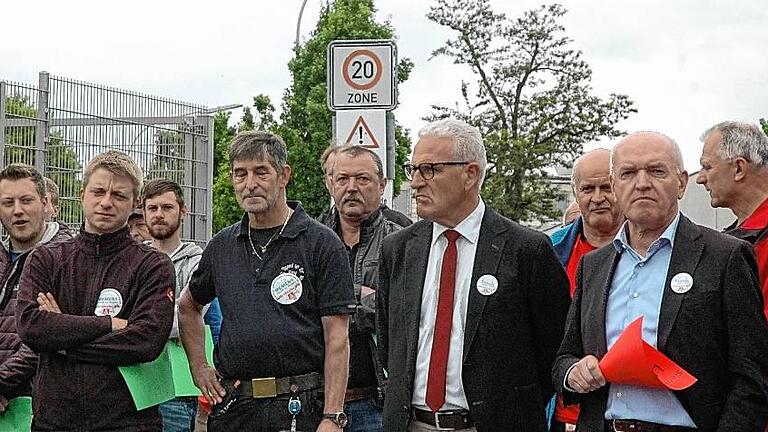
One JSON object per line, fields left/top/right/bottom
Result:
{"left": 178, "top": 131, "right": 356, "bottom": 432}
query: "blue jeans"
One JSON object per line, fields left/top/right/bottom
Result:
{"left": 160, "top": 397, "right": 198, "bottom": 432}
{"left": 345, "top": 398, "right": 383, "bottom": 432}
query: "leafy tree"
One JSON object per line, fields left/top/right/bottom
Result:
{"left": 279, "top": 0, "right": 414, "bottom": 217}
{"left": 426, "top": 1, "right": 636, "bottom": 222}
{"left": 761, "top": 118, "right": 767, "bottom": 136}
{"left": 3, "top": 95, "right": 83, "bottom": 222}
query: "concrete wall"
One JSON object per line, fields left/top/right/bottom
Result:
{"left": 680, "top": 171, "right": 735, "bottom": 230}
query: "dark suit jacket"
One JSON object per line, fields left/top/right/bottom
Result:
{"left": 377, "top": 206, "right": 571, "bottom": 431}
{"left": 552, "top": 215, "right": 768, "bottom": 432}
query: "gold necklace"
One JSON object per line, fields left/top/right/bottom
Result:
{"left": 248, "top": 208, "right": 292, "bottom": 260}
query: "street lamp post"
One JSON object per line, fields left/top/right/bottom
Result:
{"left": 295, "top": 0, "right": 309, "bottom": 47}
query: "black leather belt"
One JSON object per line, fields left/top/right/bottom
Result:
{"left": 606, "top": 419, "right": 696, "bottom": 432}
{"left": 344, "top": 386, "right": 378, "bottom": 402}
{"left": 226, "top": 372, "right": 323, "bottom": 398}
{"left": 412, "top": 408, "right": 474, "bottom": 430}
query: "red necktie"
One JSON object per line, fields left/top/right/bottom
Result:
{"left": 426, "top": 229, "right": 460, "bottom": 412}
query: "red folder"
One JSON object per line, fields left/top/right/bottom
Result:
{"left": 598, "top": 317, "right": 697, "bottom": 390}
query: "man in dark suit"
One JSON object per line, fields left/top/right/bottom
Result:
{"left": 377, "top": 118, "right": 571, "bottom": 431}
{"left": 553, "top": 131, "right": 768, "bottom": 432}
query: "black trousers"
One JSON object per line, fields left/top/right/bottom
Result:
{"left": 208, "top": 389, "right": 323, "bottom": 432}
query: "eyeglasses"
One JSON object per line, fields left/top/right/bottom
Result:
{"left": 403, "top": 161, "right": 469, "bottom": 180}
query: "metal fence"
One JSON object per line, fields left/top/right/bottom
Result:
{"left": 0, "top": 71, "right": 214, "bottom": 245}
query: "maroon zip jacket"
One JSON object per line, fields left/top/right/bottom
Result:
{"left": 0, "top": 222, "right": 72, "bottom": 400}
{"left": 16, "top": 225, "right": 175, "bottom": 432}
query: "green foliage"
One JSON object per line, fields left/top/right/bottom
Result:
{"left": 427, "top": 1, "right": 636, "bottom": 222}
{"left": 3, "top": 95, "right": 83, "bottom": 222}
{"left": 279, "top": 0, "right": 413, "bottom": 217}
{"left": 761, "top": 118, "right": 767, "bottom": 136}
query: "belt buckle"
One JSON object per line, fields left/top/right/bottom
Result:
{"left": 433, "top": 411, "right": 443, "bottom": 430}
{"left": 251, "top": 377, "right": 277, "bottom": 398}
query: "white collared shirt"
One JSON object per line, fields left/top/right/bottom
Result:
{"left": 412, "top": 199, "right": 485, "bottom": 411}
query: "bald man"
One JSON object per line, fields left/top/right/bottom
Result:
{"left": 549, "top": 149, "right": 623, "bottom": 431}
{"left": 553, "top": 132, "right": 768, "bottom": 431}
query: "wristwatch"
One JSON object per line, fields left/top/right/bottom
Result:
{"left": 322, "top": 412, "right": 348, "bottom": 428}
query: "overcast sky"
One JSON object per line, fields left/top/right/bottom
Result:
{"left": 2, "top": 0, "right": 766, "bottom": 172}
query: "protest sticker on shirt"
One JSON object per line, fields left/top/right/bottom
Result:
{"left": 271, "top": 273, "right": 303, "bottom": 305}
{"left": 94, "top": 288, "right": 123, "bottom": 317}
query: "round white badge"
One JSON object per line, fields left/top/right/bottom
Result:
{"left": 271, "top": 273, "right": 303, "bottom": 305}
{"left": 476, "top": 274, "right": 499, "bottom": 296}
{"left": 670, "top": 272, "right": 693, "bottom": 294}
{"left": 94, "top": 288, "right": 123, "bottom": 317}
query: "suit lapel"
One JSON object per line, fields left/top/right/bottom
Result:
{"left": 593, "top": 250, "right": 620, "bottom": 357}
{"left": 657, "top": 216, "right": 703, "bottom": 350}
{"left": 404, "top": 222, "right": 433, "bottom": 357}
{"left": 463, "top": 209, "right": 507, "bottom": 360}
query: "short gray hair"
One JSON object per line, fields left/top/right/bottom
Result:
{"left": 228, "top": 131, "right": 288, "bottom": 174}
{"left": 701, "top": 121, "right": 768, "bottom": 168}
{"left": 418, "top": 119, "right": 487, "bottom": 186}
{"left": 337, "top": 145, "right": 385, "bottom": 181}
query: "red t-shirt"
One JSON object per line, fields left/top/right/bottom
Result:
{"left": 555, "top": 234, "right": 597, "bottom": 424}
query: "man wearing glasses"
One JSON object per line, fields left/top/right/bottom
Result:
{"left": 376, "top": 118, "right": 570, "bottom": 431}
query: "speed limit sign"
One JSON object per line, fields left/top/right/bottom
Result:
{"left": 327, "top": 40, "right": 397, "bottom": 111}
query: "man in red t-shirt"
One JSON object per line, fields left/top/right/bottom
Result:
{"left": 698, "top": 121, "right": 768, "bottom": 432}
{"left": 550, "top": 149, "right": 624, "bottom": 431}
{"left": 697, "top": 121, "right": 768, "bottom": 319}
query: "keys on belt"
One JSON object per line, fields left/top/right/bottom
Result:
{"left": 412, "top": 408, "right": 474, "bottom": 430}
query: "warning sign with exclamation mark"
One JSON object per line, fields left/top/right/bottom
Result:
{"left": 345, "top": 116, "right": 379, "bottom": 148}
{"left": 335, "top": 110, "right": 387, "bottom": 168}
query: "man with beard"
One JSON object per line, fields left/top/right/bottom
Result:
{"left": 178, "top": 131, "right": 356, "bottom": 432}
{"left": 16, "top": 150, "right": 175, "bottom": 431}
{"left": 142, "top": 178, "right": 223, "bottom": 432}
{"left": 0, "top": 164, "right": 71, "bottom": 413}
{"left": 549, "top": 149, "right": 624, "bottom": 431}
{"left": 322, "top": 145, "right": 401, "bottom": 432}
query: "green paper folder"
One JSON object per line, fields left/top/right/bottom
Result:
{"left": 0, "top": 397, "right": 32, "bottom": 432}
{"left": 119, "top": 326, "right": 215, "bottom": 409}
{"left": 169, "top": 326, "right": 215, "bottom": 397}
{"left": 119, "top": 348, "right": 175, "bottom": 410}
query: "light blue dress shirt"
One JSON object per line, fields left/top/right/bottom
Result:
{"left": 603, "top": 213, "right": 696, "bottom": 427}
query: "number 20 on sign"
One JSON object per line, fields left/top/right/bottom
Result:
{"left": 328, "top": 40, "right": 397, "bottom": 111}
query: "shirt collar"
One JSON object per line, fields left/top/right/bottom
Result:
{"left": 612, "top": 212, "right": 681, "bottom": 254}
{"left": 740, "top": 197, "right": 768, "bottom": 230}
{"left": 431, "top": 198, "right": 485, "bottom": 246}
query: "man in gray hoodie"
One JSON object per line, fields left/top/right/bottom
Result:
{"left": 142, "top": 178, "right": 222, "bottom": 432}
{"left": 0, "top": 164, "right": 72, "bottom": 413}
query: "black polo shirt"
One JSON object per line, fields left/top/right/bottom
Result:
{"left": 188, "top": 202, "right": 356, "bottom": 379}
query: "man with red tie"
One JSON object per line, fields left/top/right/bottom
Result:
{"left": 377, "top": 119, "right": 571, "bottom": 431}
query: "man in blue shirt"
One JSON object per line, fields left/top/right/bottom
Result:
{"left": 553, "top": 131, "right": 768, "bottom": 431}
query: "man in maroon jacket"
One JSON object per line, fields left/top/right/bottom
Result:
{"left": 17, "top": 151, "right": 175, "bottom": 431}
{"left": 0, "top": 164, "right": 72, "bottom": 412}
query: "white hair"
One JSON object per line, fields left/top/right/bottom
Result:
{"left": 701, "top": 121, "right": 768, "bottom": 168}
{"left": 418, "top": 119, "right": 488, "bottom": 187}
